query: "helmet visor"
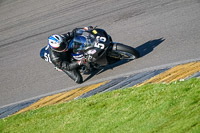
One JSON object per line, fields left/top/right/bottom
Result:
{"left": 55, "top": 42, "right": 68, "bottom": 52}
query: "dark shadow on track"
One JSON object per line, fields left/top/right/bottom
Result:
{"left": 83, "top": 38, "right": 165, "bottom": 82}
{"left": 136, "top": 38, "right": 165, "bottom": 57}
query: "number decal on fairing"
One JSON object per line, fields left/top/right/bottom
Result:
{"left": 94, "top": 36, "right": 106, "bottom": 49}
{"left": 94, "top": 42, "right": 105, "bottom": 49}
{"left": 44, "top": 52, "right": 52, "bottom": 63}
{"left": 96, "top": 36, "right": 106, "bottom": 42}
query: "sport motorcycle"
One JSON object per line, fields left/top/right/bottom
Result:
{"left": 40, "top": 27, "right": 140, "bottom": 74}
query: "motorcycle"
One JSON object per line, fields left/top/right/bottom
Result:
{"left": 40, "top": 27, "right": 140, "bottom": 74}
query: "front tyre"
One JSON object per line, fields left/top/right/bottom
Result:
{"left": 109, "top": 43, "right": 140, "bottom": 60}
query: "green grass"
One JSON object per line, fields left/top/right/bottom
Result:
{"left": 0, "top": 78, "right": 200, "bottom": 133}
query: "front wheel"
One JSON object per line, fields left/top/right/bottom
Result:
{"left": 108, "top": 43, "right": 140, "bottom": 60}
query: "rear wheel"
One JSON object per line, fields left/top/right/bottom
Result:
{"left": 108, "top": 43, "right": 140, "bottom": 60}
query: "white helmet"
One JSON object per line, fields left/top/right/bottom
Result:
{"left": 48, "top": 34, "right": 68, "bottom": 52}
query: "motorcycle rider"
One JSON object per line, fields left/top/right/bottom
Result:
{"left": 48, "top": 26, "right": 93, "bottom": 84}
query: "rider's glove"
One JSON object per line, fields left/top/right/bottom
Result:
{"left": 77, "top": 58, "right": 86, "bottom": 65}
{"left": 83, "top": 26, "right": 93, "bottom": 31}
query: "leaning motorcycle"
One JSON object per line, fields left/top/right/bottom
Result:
{"left": 40, "top": 27, "right": 140, "bottom": 74}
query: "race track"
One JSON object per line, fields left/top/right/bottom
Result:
{"left": 0, "top": 0, "right": 200, "bottom": 107}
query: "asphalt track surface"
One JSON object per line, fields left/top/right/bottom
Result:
{"left": 0, "top": 0, "right": 200, "bottom": 108}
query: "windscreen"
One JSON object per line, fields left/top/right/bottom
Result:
{"left": 69, "top": 30, "right": 96, "bottom": 52}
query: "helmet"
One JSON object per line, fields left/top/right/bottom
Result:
{"left": 48, "top": 34, "right": 68, "bottom": 52}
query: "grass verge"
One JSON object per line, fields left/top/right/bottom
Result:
{"left": 0, "top": 78, "right": 200, "bottom": 133}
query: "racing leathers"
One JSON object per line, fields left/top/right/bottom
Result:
{"left": 48, "top": 31, "right": 84, "bottom": 84}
